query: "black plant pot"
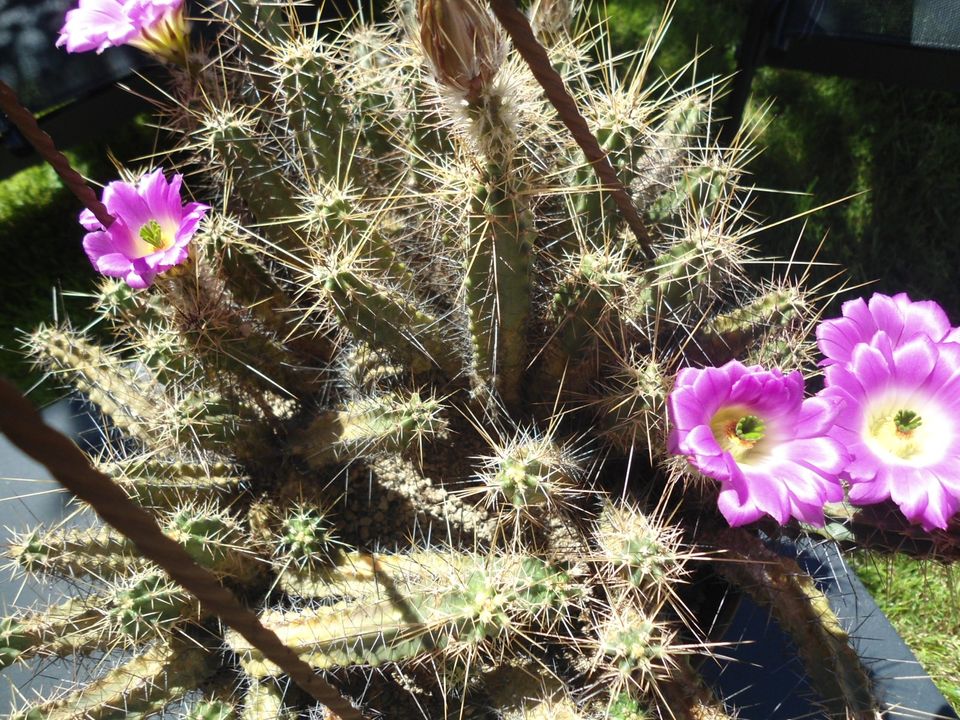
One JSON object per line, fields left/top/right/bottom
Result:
{"left": 0, "top": 396, "right": 957, "bottom": 719}
{"left": 699, "top": 535, "right": 959, "bottom": 719}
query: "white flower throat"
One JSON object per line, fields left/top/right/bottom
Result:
{"left": 863, "top": 392, "right": 951, "bottom": 465}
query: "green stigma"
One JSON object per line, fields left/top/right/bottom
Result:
{"left": 894, "top": 409, "right": 922, "bottom": 433}
{"left": 139, "top": 220, "right": 165, "bottom": 249}
{"left": 735, "top": 415, "right": 765, "bottom": 443}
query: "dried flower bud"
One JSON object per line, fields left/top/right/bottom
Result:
{"left": 529, "top": 0, "right": 580, "bottom": 40}
{"left": 418, "top": 0, "right": 506, "bottom": 103}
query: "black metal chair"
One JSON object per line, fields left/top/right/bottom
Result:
{"left": 726, "top": 0, "right": 960, "bottom": 138}
{"left": 0, "top": 0, "right": 152, "bottom": 177}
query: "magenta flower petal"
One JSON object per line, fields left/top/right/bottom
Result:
{"left": 820, "top": 332, "right": 960, "bottom": 531}
{"left": 817, "top": 292, "right": 956, "bottom": 367}
{"left": 79, "top": 168, "right": 209, "bottom": 289}
{"left": 848, "top": 478, "right": 889, "bottom": 505}
{"left": 57, "top": 0, "right": 186, "bottom": 59}
{"left": 83, "top": 232, "right": 131, "bottom": 275}
{"left": 717, "top": 485, "right": 765, "bottom": 527}
{"left": 79, "top": 208, "right": 103, "bottom": 231}
{"left": 56, "top": 0, "right": 137, "bottom": 53}
{"left": 667, "top": 361, "right": 848, "bottom": 527}
{"left": 794, "top": 395, "right": 844, "bottom": 438}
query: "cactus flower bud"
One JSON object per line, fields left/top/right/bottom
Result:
{"left": 418, "top": 0, "right": 506, "bottom": 103}
{"left": 529, "top": 0, "right": 580, "bottom": 40}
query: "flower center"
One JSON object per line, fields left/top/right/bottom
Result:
{"left": 863, "top": 396, "right": 950, "bottom": 466}
{"left": 894, "top": 409, "right": 922, "bottom": 434}
{"left": 735, "top": 415, "right": 766, "bottom": 442}
{"left": 139, "top": 220, "right": 166, "bottom": 249}
{"left": 710, "top": 406, "right": 768, "bottom": 464}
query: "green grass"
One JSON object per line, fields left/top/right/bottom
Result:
{"left": 849, "top": 553, "right": 960, "bottom": 708}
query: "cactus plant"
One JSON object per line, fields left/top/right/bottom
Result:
{"left": 8, "top": 1, "right": 956, "bottom": 718}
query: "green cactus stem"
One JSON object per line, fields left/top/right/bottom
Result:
{"left": 108, "top": 574, "right": 193, "bottom": 640}
{"left": 295, "top": 391, "right": 448, "bottom": 467}
{"left": 222, "top": 0, "right": 286, "bottom": 102}
{"left": 203, "top": 109, "right": 304, "bottom": 251}
{"left": 162, "top": 260, "right": 311, "bottom": 398}
{"left": 482, "top": 438, "right": 578, "bottom": 518}
{"left": 273, "top": 37, "right": 351, "bottom": 178}
{"left": 301, "top": 185, "right": 417, "bottom": 292}
{"left": 230, "top": 599, "right": 437, "bottom": 676}
{"left": 0, "top": 599, "right": 103, "bottom": 670}
{"left": 358, "top": 454, "right": 494, "bottom": 542}
{"left": 598, "top": 354, "right": 667, "bottom": 454}
{"left": 10, "top": 526, "right": 148, "bottom": 580}
{"left": 94, "top": 277, "right": 166, "bottom": 330}
{"left": 633, "top": 92, "right": 707, "bottom": 213}
{"left": 709, "top": 528, "right": 879, "bottom": 719}
{"left": 646, "top": 162, "right": 729, "bottom": 223}
{"left": 99, "top": 459, "right": 244, "bottom": 508}
{"left": 274, "top": 506, "right": 339, "bottom": 569}
{"left": 9, "top": 638, "right": 212, "bottom": 720}
{"left": 465, "top": 164, "right": 535, "bottom": 407}
{"left": 164, "top": 509, "right": 260, "bottom": 581}
{"left": 199, "top": 214, "right": 335, "bottom": 366}
{"left": 241, "top": 678, "right": 298, "bottom": 720}
{"left": 343, "top": 343, "right": 404, "bottom": 390}
{"left": 543, "top": 249, "right": 631, "bottom": 393}
{"left": 573, "top": 124, "right": 637, "bottom": 231}
{"left": 232, "top": 556, "right": 578, "bottom": 677}
{"left": 633, "top": 233, "right": 729, "bottom": 318}
{"left": 320, "top": 265, "right": 457, "bottom": 375}
{"left": 595, "top": 504, "right": 685, "bottom": 597}
{"left": 277, "top": 550, "right": 473, "bottom": 602}
{"left": 596, "top": 605, "right": 675, "bottom": 695}
{"left": 694, "top": 286, "right": 805, "bottom": 365}
{"left": 30, "top": 326, "right": 168, "bottom": 446}
{"left": 185, "top": 700, "right": 237, "bottom": 720}
{"left": 551, "top": 251, "right": 629, "bottom": 355}
{"left": 606, "top": 692, "right": 652, "bottom": 720}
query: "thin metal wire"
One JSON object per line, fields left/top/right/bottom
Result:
{"left": 487, "top": 0, "right": 652, "bottom": 252}
{"left": 0, "top": 377, "right": 365, "bottom": 720}
{"left": 0, "top": 79, "right": 114, "bottom": 228}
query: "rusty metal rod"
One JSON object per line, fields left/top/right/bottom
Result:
{"left": 0, "top": 377, "right": 364, "bottom": 720}
{"left": 0, "top": 79, "right": 114, "bottom": 227}
{"left": 487, "top": 0, "right": 652, "bottom": 252}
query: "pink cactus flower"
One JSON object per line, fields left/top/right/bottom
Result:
{"left": 816, "top": 292, "right": 960, "bottom": 368}
{"left": 667, "top": 361, "right": 848, "bottom": 527}
{"left": 56, "top": 0, "right": 187, "bottom": 61}
{"left": 820, "top": 331, "right": 960, "bottom": 531}
{"left": 81, "top": 168, "right": 208, "bottom": 289}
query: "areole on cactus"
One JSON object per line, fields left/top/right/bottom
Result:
{"left": 3, "top": 0, "right": 958, "bottom": 718}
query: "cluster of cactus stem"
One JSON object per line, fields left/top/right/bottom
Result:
{"left": 8, "top": 0, "right": 942, "bottom": 718}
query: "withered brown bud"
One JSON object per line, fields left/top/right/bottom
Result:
{"left": 529, "top": 0, "right": 580, "bottom": 40}
{"left": 418, "top": 0, "right": 506, "bottom": 103}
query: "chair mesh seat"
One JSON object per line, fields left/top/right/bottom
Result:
{"left": 783, "top": 0, "right": 960, "bottom": 50}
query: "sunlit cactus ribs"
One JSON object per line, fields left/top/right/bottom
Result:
{"left": 6, "top": 0, "right": 960, "bottom": 718}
